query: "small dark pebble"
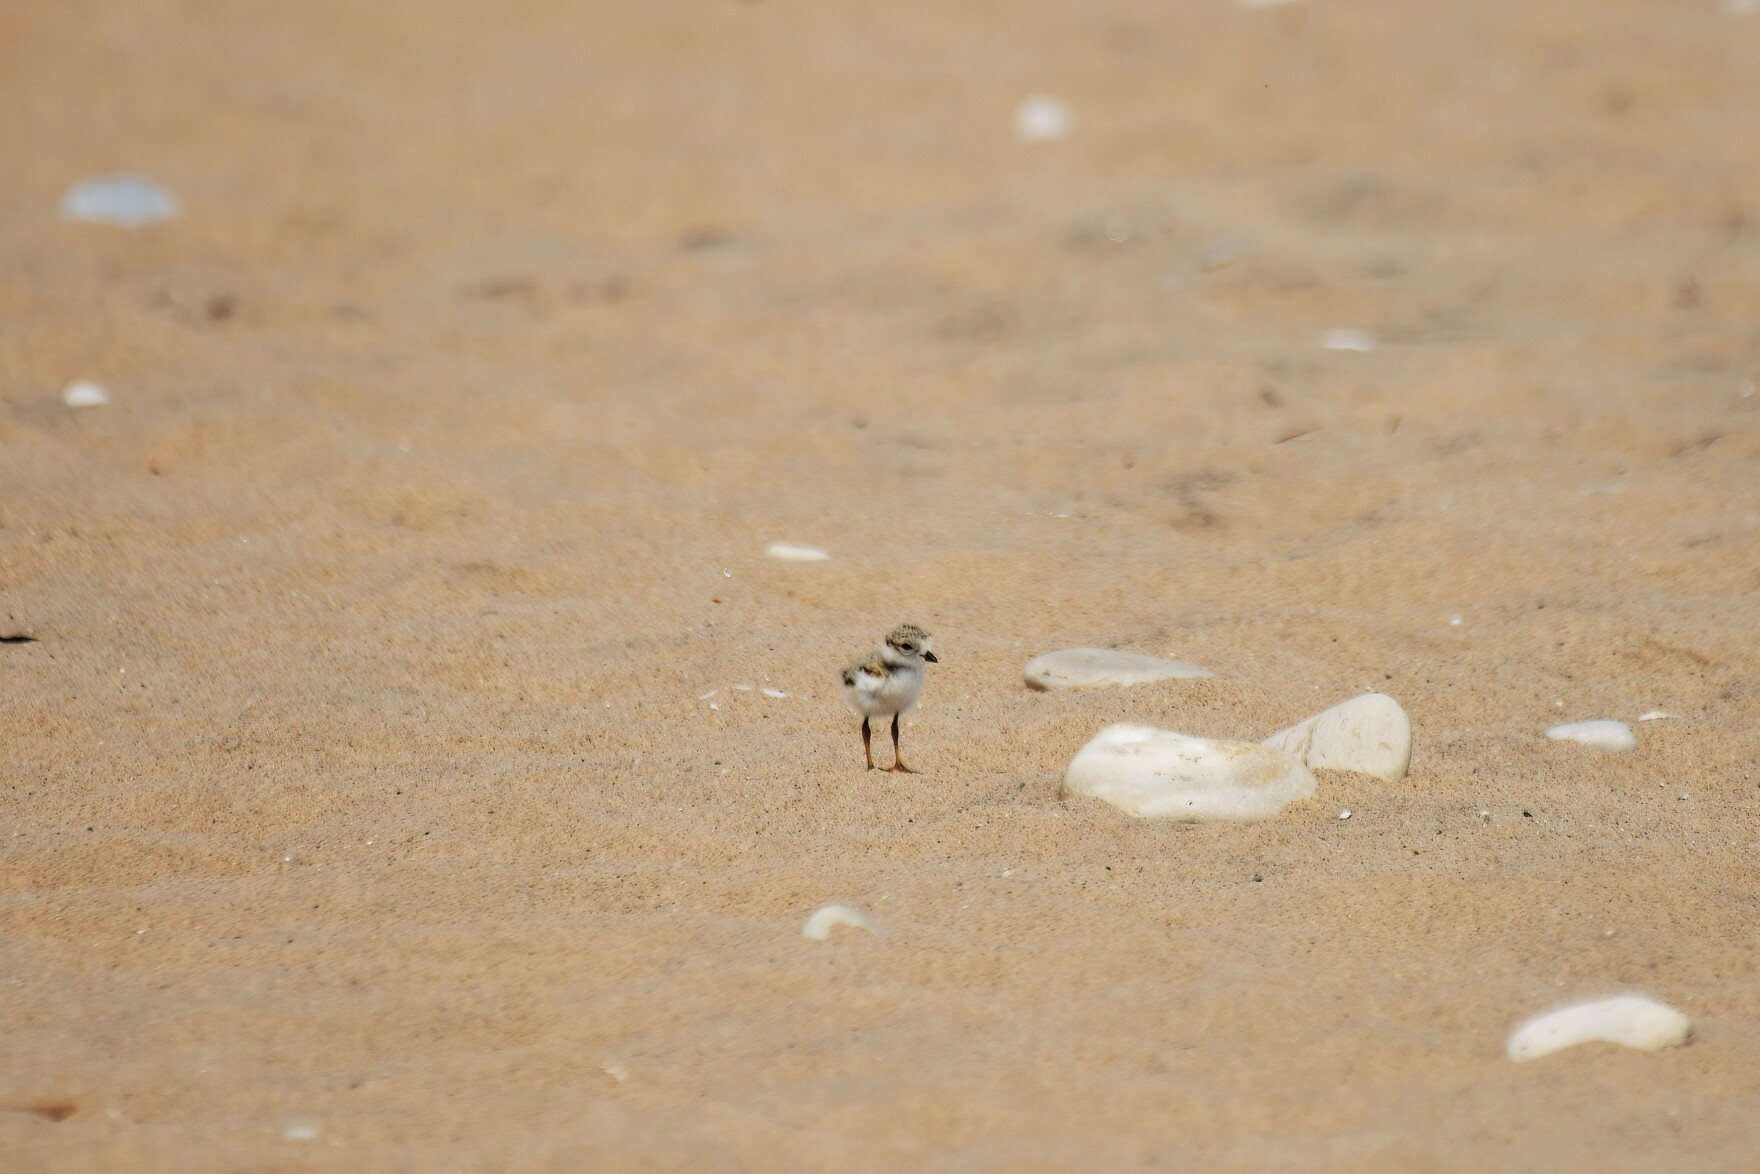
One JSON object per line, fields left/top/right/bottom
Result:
{"left": 1523, "top": 810, "right": 1533, "bottom": 818}
{"left": 1252, "top": 874, "right": 1262, "bottom": 883}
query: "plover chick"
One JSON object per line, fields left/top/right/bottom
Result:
{"left": 841, "top": 624, "right": 938, "bottom": 771}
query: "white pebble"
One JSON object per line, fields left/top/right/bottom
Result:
{"left": 1262, "top": 692, "right": 1413, "bottom": 783}
{"left": 1063, "top": 725, "right": 1315, "bottom": 821}
{"left": 1023, "top": 647, "right": 1212, "bottom": 690}
{"left": 761, "top": 687, "right": 788, "bottom": 698}
{"left": 1320, "top": 328, "right": 1376, "bottom": 353}
{"left": 60, "top": 175, "right": 179, "bottom": 227}
{"left": 1338, "top": 810, "right": 1352, "bottom": 820}
{"left": 765, "top": 543, "right": 830, "bottom": 562}
{"left": 1545, "top": 720, "right": 1636, "bottom": 752}
{"left": 1506, "top": 995, "right": 1690, "bottom": 1061}
{"left": 1638, "top": 711, "right": 1674, "bottom": 722}
{"left": 733, "top": 684, "right": 753, "bottom": 691}
{"left": 62, "top": 380, "right": 110, "bottom": 408}
{"left": 1014, "top": 95, "right": 1074, "bottom": 143}
{"left": 282, "top": 1119, "right": 319, "bottom": 1142}
{"left": 698, "top": 690, "right": 717, "bottom": 700}
{"left": 802, "top": 904, "right": 885, "bottom": 941}
{"left": 601, "top": 1063, "right": 630, "bottom": 1083}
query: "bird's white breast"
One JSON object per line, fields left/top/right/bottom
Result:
{"left": 844, "top": 662, "right": 924, "bottom": 717}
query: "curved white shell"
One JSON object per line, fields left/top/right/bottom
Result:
{"left": 1024, "top": 648, "right": 1212, "bottom": 690}
{"left": 1063, "top": 725, "right": 1315, "bottom": 821}
{"left": 1263, "top": 692, "right": 1413, "bottom": 783}
{"left": 1506, "top": 995, "right": 1690, "bottom": 1061}
{"left": 801, "top": 904, "right": 885, "bottom": 941}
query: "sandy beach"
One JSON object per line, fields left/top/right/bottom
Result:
{"left": 4, "top": 0, "right": 1760, "bottom": 1168}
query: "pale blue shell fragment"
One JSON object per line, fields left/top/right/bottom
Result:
{"left": 60, "top": 175, "right": 180, "bottom": 227}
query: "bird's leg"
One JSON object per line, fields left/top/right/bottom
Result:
{"left": 862, "top": 716, "right": 874, "bottom": 770}
{"left": 888, "top": 712, "right": 918, "bottom": 773}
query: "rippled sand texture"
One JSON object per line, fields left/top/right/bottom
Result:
{"left": 4, "top": 0, "right": 1760, "bottom": 1168}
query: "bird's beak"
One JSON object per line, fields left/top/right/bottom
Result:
{"left": 923, "top": 651, "right": 939, "bottom": 663}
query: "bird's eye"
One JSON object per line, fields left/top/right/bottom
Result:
{"left": 901, "top": 644, "right": 915, "bottom": 653}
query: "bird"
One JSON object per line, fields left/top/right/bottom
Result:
{"left": 840, "top": 624, "right": 938, "bottom": 771}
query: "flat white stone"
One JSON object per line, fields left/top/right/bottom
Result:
{"left": 1546, "top": 720, "right": 1636, "bottom": 752}
{"left": 1063, "top": 725, "right": 1315, "bottom": 821}
{"left": 62, "top": 380, "right": 110, "bottom": 408}
{"left": 1506, "top": 995, "right": 1690, "bottom": 1061}
{"left": 1638, "top": 711, "right": 1674, "bottom": 722}
{"left": 765, "top": 542, "right": 830, "bottom": 562}
{"left": 1014, "top": 95, "right": 1073, "bottom": 143}
{"left": 60, "top": 175, "right": 179, "bottom": 227}
{"left": 1263, "top": 692, "right": 1413, "bottom": 783}
{"left": 802, "top": 904, "right": 885, "bottom": 941}
{"left": 1024, "top": 647, "right": 1212, "bottom": 691}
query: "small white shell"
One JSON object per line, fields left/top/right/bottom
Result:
{"left": 1023, "top": 647, "right": 1211, "bottom": 690}
{"left": 1506, "top": 995, "right": 1690, "bottom": 1061}
{"left": 1014, "top": 95, "right": 1074, "bottom": 142}
{"left": 63, "top": 380, "right": 110, "bottom": 408}
{"left": 802, "top": 904, "right": 885, "bottom": 941}
{"left": 1545, "top": 720, "right": 1636, "bottom": 752}
{"left": 765, "top": 543, "right": 830, "bottom": 562}
{"left": 1320, "top": 328, "right": 1376, "bottom": 353}
{"left": 60, "top": 175, "right": 179, "bottom": 227}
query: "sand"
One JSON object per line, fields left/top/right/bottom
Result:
{"left": 4, "top": 0, "right": 1760, "bottom": 1168}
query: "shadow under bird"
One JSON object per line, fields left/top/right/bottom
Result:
{"left": 841, "top": 624, "right": 938, "bottom": 772}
